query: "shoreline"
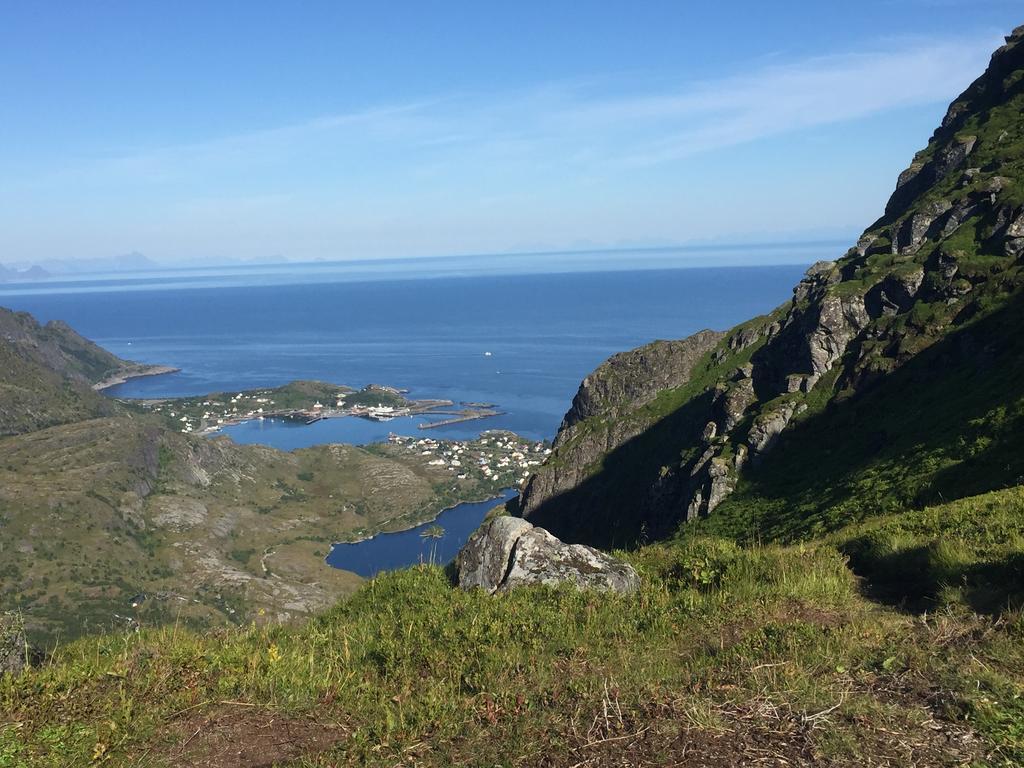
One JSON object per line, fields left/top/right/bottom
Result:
{"left": 93, "top": 364, "right": 180, "bottom": 392}
{"left": 325, "top": 488, "right": 517, "bottom": 554}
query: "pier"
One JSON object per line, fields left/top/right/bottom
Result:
{"left": 418, "top": 409, "right": 504, "bottom": 430}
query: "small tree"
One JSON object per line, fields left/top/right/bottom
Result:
{"left": 420, "top": 525, "right": 445, "bottom": 564}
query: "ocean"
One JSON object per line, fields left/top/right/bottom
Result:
{"left": 0, "top": 249, "right": 825, "bottom": 573}
{"left": 0, "top": 251, "right": 819, "bottom": 445}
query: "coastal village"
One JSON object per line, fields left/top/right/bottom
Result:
{"left": 139, "top": 381, "right": 502, "bottom": 436}
{"left": 381, "top": 430, "right": 551, "bottom": 490}
{"left": 136, "top": 379, "right": 551, "bottom": 494}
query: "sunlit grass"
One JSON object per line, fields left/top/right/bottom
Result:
{"left": 3, "top": 491, "right": 1023, "bottom": 765}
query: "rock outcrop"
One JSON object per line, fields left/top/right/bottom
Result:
{"left": 518, "top": 331, "right": 723, "bottom": 520}
{"left": 456, "top": 516, "right": 640, "bottom": 594}
{"left": 515, "top": 25, "right": 1024, "bottom": 548}
{"left": 0, "top": 613, "right": 34, "bottom": 677}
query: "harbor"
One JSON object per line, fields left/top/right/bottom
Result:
{"left": 134, "top": 381, "right": 506, "bottom": 438}
{"left": 417, "top": 407, "right": 505, "bottom": 430}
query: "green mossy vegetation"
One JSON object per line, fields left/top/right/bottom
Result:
{"left": 3, "top": 488, "right": 1023, "bottom": 765}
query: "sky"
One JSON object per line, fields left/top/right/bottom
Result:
{"left": 0, "top": 1, "right": 1021, "bottom": 266}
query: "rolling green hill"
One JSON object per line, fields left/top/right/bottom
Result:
{"left": 0, "top": 415, "right": 531, "bottom": 641}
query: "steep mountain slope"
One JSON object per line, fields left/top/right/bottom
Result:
{"left": 518, "top": 26, "right": 1024, "bottom": 548}
{"left": 0, "top": 414, "right": 518, "bottom": 640}
{"left": 0, "top": 306, "right": 168, "bottom": 435}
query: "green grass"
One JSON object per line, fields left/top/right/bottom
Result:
{"left": 698, "top": 289, "right": 1024, "bottom": 544}
{"left": 3, "top": 494, "right": 1024, "bottom": 766}
{"left": 833, "top": 487, "right": 1024, "bottom": 614}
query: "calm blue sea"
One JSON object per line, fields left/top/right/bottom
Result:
{"left": 1, "top": 260, "right": 811, "bottom": 443}
{"left": 0, "top": 250, "right": 824, "bottom": 573}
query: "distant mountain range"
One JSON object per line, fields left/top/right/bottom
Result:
{"left": 0, "top": 252, "right": 160, "bottom": 281}
{"left": 0, "top": 263, "right": 51, "bottom": 283}
{"left": 0, "top": 252, "right": 302, "bottom": 280}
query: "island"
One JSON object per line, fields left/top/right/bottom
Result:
{"left": 128, "top": 380, "right": 504, "bottom": 435}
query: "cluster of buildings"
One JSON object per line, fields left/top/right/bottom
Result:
{"left": 387, "top": 432, "right": 551, "bottom": 485}
{"left": 344, "top": 403, "right": 412, "bottom": 421}
{"left": 150, "top": 391, "right": 277, "bottom": 434}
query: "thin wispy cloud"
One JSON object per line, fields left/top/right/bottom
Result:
{"left": 594, "top": 38, "right": 997, "bottom": 165}
{"left": 0, "top": 29, "right": 1005, "bottom": 261}
{"left": 40, "top": 32, "right": 995, "bottom": 190}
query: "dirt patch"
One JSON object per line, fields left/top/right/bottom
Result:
{"left": 776, "top": 600, "right": 846, "bottom": 628}
{"left": 162, "top": 708, "right": 345, "bottom": 768}
{"left": 529, "top": 691, "right": 981, "bottom": 768}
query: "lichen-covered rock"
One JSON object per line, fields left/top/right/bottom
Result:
{"left": 1005, "top": 209, "right": 1024, "bottom": 238}
{"left": 1005, "top": 237, "right": 1024, "bottom": 258}
{"left": 455, "top": 515, "right": 531, "bottom": 592}
{"left": 748, "top": 404, "right": 798, "bottom": 456}
{"left": 704, "top": 458, "right": 736, "bottom": 514}
{"left": 870, "top": 268, "right": 926, "bottom": 316}
{"left": 456, "top": 518, "right": 639, "bottom": 594}
{"left": 893, "top": 200, "right": 952, "bottom": 254}
{"left": 1, "top": 613, "right": 31, "bottom": 677}
{"left": 940, "top": 197, "right": 984, "bottom": 238}
{"left": 501, "top": 527, "right": 640, "bottom": 593}
{"left": 716, "top": 378, "right": 756, "bottom": 432}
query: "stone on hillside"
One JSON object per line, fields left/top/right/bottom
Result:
{"left": 894, "top": 200, "right": 952, "bottom": 254}
{"left": 1005, "top": 210, "right": 1024, "bottom": 238}
{"left": 704, "top": 458, "right": 736, "bottom": 514}
{"left": 1, "top": 613, "right": 32, "bottom": 677}
{"left": 805, "top": 294, "right": 870, "bottom": 381}
{"left": 716, "top": 378, "right": 756, "bottom": 432}
{"left": 1005, "top": 238, "right": 1024, "bottom": 258}
{"left": 456, "top": 517, "right": 639, "bottom": 594}
{"left": 456, "top": 515, "right": 531, "bottom": 592}
{"left": 733, "top": 362, "right": 754, "bottom": 380}
{"left": 748, "top": 403, "right": 798, "bottom": 456}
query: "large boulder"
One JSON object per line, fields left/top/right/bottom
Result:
{"left": 1, "top": 613, "right": 32, "bottom": 677}
{"left": 456, "top": 516, "right": 532, "bottom": 592}
{"left": 456, "top": 517, "right": 639, "bottom": 594}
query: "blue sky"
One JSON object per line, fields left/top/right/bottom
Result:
{"left": 0, "top": 2, "right": 1021, "bottom": 265}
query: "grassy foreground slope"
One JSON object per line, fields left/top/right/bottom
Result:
{"left": 2, "top": 487, "right": 1023, "bottom": 766}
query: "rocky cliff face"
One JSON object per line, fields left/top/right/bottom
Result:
{"left": 518, "top": 331, "right": 723, "bottom": 521}
{"left": 517, "top": 26, "right": 1024, "bottom": 548}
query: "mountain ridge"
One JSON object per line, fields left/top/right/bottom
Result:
{"left": 516, "top": 24, "right": 1024, "bottom": 548}
{"left": 0, "top": 305, "right": 181, "bottom": 435}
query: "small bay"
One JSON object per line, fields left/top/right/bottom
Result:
{"left": 326, "top": 489, "right": 519, "bottom": 577}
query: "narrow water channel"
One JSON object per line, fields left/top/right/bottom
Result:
{"left": 326, "top": 488, "right": 518, "bottom": 578}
